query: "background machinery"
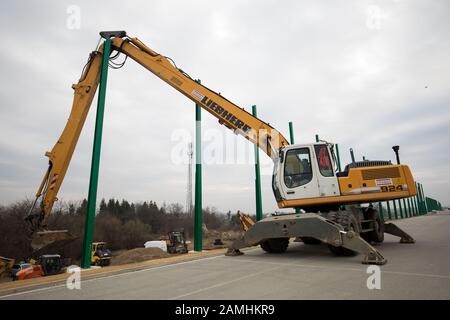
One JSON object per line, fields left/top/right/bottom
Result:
{"left": 91, "top": 242, "right": 112, "bottom": 266}
{"left": 14, "top": 254, "right": 64, "bottom": 281}
{"left": 164, "top": 230, "right": 188, "bottom": 254}
{"left": 27, "top": 31, "right": 417, "bottom": 264}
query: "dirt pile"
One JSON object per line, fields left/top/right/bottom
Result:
{"left": 32, "top": 237, "right": 82, "bottom": 262}
{"left": 111, "top": 247, "right": 170, "bottom": 265}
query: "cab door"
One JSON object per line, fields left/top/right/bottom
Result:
{"left": 281, "top": 146, "right": 320, "bottom": 200}
{"left": 312, "top": 144, "right": 340, "bottom": 197}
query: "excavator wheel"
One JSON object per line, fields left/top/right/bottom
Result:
{"left": 260, "top": 238, "right": 289, "bottom": 253}
{"left": 327, "top": 211, "right": 359, "bottom": 256}
{"left": 366, "top": 209, "right": 385, "bottom": 243}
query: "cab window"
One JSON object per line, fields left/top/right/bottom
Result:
{"left": 284, "top": 148, "right": 313, "bottom": 188}
{"left": 314, "top": 145, "right": 334, "bottom": 177}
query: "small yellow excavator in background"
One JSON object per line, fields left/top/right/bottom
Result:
{"left": 26, "top": 31, "right": 417, "bottom": 264}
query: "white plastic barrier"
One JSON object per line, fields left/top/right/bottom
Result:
{"left": 144, "top": 240, "right": 168, "bottom": 252}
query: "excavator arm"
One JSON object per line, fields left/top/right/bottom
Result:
{"left": 27, "top": 31, "right": 288, "bottom": 244}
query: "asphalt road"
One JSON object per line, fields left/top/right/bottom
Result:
{"left": 2, "top": 211, "right": 450, "bottom": 300}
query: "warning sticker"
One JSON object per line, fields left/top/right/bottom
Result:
{"left": 191, "top": 89, "right": 205, "bottom": 101}
{"left": 375, "top": 178, "right": 393, "bottom": 186}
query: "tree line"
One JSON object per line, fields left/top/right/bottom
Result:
{"left": 0, "top": 198, "right": 242, "bottom": 262}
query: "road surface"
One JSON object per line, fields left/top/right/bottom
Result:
{"left": 1, "top": 211, "right": 450, "bottom": 299}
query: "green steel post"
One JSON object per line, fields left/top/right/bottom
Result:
{"left": 407, "top": 197, "right": 413, "bottom": 217}
{"left": 335, "top": 144, "right": 342, "bottom": 172}
{"left": 194, "top": 79, "right": 203, "bottom": 252}
{"left": 398, "top": 199, "right": 404, "bottom": 218}
{"left": 315, "top": 134, "right": 319, "bottom": 143}
{"left": 393, "top": 199, "right": 398, "bottom": 219}
{"left": 288, "top": 121, "right": 295, "bottom": 144}
{"left": 415, "top": 182, "right": 422, "bottom": 214}
{"left": 386, "top": 201, "right": 392, "bottom": 220}
{"left": 418, "top": 183, "right": 424, "bottom": 214}
{"left": 398, "top": 199, "right": 405, "bottom": 219}
{"left": 414, "top": 196, "right": 419, "bottom": 216}
{"left": 420, "top": 184, "right": 428, "bottom": 213}
{"left": 402, "top": 198, "right": 408, "bottom": 217}
{"left": 253, "top": 105, "right": 263, "bottom": 221}
{"left": 378, "top": 202, "right": 384, "bottom": 221}
{"left": 81, "top": 38, "right": 111, "bottom": 269}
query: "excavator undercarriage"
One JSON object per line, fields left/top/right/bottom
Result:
{"left": 227, "top": 208, "right": 415, "bottom": 265}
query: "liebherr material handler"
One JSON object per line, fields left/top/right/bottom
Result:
{"left": 27, "top": 31, "right": 416, "bottom": 264}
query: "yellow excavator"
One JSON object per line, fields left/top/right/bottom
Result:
{"left": 27, "top": 31, "right": 416, "bottom": 264}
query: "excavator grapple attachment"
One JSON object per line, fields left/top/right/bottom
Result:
{"left": 226, "top": 213, "right": 387, "bottom": 265}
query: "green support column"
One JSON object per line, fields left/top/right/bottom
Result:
{"left": 420, "top": 184, "right": 428, "bottom": 213}
{"left": 418, "top": 183, "right": 424, "bottom": 214}
{"left": 402, "top": 198, "right": 408, "bottom": 217}
{"left": 315, "top": 134, "right": 319, "bottom": 143}
{"left": 413, "top": 196, "right": 419, "bottom": 216}
{"left": 289, "top": 122, "right": 295, "bottom": 144}
{"left": 81, "top": 38, "right": 111, "bottom": 269}
{"left": 378, "top": 202, "right": 384, "bottom": 221}
{"left": 398, "top": 199, "right": 404, "bottom": 218}
{"left": 386, "top": 201, "right": 392, "bottom": 220}
{"left": 393, "top": 199, "right": 398, "bottom": 219}
{"left": 415, "top": 182, "right": 422, "bottom": 214}
{"left": 253, "top": 105, "right": 263, "bottom": 221}
{"left": 335, "top": 144, "right": 342, "bottom": 172}
{"left": 407, "top": 198, "right": 413, "bottom": 217}
{"left": 194, "top": 79, "right": 203, "bottom": 252}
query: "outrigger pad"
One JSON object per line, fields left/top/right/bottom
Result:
{"left": 361, "top": 251, "right": 387, "bottom": 265}
{"left": 340, "top": 231, "right": 387, "bottom": 265}
{"left": 383, "top": 223, "right": 416, "bottom": 244}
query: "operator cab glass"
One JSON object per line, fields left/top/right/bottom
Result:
{"left": 314, "top": 144, "right": 334, "bottom": 177}
{"left": 284, "top": 148, "right": 313, "bottom": 188}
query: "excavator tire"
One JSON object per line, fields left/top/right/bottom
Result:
{"left": 327, "top": 211, "right": 359, "bottom": 256}
{"left": 367, "top": 209, "right": 385, "bottom": 243}
{"left": 260, "top": 238, "right": 289, "bottom": 253}
{"left": 300, "top": 237, "right": 322, "bottom": 245}
{"left": 260, "top": 240, "right": 271, "bottom": 252}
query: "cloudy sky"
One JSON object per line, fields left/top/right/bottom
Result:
{"left": 0, "top": 0, "right": 449, "bottom": 215}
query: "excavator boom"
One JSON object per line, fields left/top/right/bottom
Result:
{"left": 27, "top": 31, "right": 288, "bottom": 247}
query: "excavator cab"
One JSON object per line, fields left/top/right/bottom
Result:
{"left": 273, "top": 143, "right": 417, "bottom": 210}
{"left": 273, "top": 143, "right": 340, "bottom": 205}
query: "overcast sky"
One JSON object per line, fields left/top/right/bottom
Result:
{"left": 0, "top": 0, "right": 449, "bottom": 215}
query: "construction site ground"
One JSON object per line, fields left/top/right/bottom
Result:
{"left": 1, "top": 211, "right": 449, "bottom": 300}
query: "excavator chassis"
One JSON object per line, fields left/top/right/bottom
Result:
{"left": 226, "top": 212, "right": 415, "bottom": 265}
